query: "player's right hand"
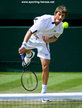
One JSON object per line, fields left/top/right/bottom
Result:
{"left": 18, "top": 47, "right": 26, "bottom": 55}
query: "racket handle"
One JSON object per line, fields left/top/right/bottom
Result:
{"left": 21, "top": 55, "right": 24, "bottom": 61}
{"left": 21, "top": 55, "right": 27, "bottom": 67}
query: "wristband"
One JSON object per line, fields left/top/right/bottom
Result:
{"left": 21, "top": 42, "right": 27, "bottom": 49}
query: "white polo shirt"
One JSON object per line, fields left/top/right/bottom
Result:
{"left": 29, "top": 14, "right": 64, "bottom": 43}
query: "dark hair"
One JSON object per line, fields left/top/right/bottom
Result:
{"left": 55, "top": 5, "right": 68, "bottom": 17}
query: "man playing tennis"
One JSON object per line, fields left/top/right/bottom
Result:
{"left": 19, "top": 5, "right": 68, "bottom": 100}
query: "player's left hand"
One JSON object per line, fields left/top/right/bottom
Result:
{"left": 42, "top": 36, "right": 49, "bottom": 43}
{"left": 42, "top": 35, "right": 58, "bottom": 43}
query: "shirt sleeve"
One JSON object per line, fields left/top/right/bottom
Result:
{"left": 29, "top": 18, "right": 48, "bottom": 34}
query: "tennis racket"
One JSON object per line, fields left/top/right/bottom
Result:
{"left": 20, "top": 55, "right": 38, "bottom": 91}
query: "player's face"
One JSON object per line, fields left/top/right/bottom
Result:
{"left": 54, "top": 12, "right": 65, "bottom": 25}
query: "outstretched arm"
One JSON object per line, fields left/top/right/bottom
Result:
{"left": 23, "top": 30, "right": 32, "bottom": 42}
{"left": 19, "top": 30, "right": 32, "bottom": 55}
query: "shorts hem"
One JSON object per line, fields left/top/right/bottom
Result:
{"left": 37, "top": 54, "right": 50, "bottom": 60}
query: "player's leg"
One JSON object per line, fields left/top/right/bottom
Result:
{"left": 40, "top": 58, "right": 50, "bottom": 94}
{"left": 36, "top": 43, "right": 50, "bottom": 102}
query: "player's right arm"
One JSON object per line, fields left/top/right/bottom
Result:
{"left": 19, "top": 30, "right": 32, "bottom": 55}
{"left": 23, "top": 30, "right": 32, "bottom": 42}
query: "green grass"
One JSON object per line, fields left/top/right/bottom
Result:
{"left": 0, "top": 72, "right": 82, "bottom": 93}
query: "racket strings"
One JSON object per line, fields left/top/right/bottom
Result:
{"left": 21, "top": 71, "right": 38, "bottom": 91}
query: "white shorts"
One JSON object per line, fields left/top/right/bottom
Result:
{"left": 25, "top": 36, "right": 50, "bottom": 60}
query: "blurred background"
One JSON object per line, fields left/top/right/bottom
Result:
{"left": 0, "top": 0, "right": 82, "bottom": 72}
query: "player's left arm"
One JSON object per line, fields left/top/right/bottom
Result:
{"left": 42, "top": 36, "right": 58, "bottom": 43}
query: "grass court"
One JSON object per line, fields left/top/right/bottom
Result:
{"left": 0, "top": 72, "right": 82, "bottom": 93}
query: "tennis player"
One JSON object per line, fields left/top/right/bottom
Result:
{"left": 19, "top": 5, "right": 68, "bottom": 97}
